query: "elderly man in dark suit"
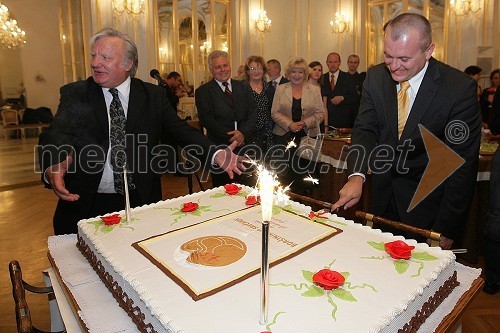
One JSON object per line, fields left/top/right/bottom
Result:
{"left": 195, "top": 50, "right": 257, "bottom": 187}
{"left": 332, "top": 13, "right": 481, "bottom": 250}
{"left": 39, "top": 29, "right": 245, "bottom": 235}
{"left": 322, "top": 52, "right": 359, "bottom": 129}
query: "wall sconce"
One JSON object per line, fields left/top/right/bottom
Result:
{"left": 252, "top": 9, "right": 271, "bottom": 33}
{"left": 112, "top": 0, "right": 145, "bottom": 15}
{"left": 450, "top": 0, "right": 481, "bottom": 16}
{"left": 330, "top": 12, "right": 349, "bottom": 33}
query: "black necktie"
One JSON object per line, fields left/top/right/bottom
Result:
{"left": 109, "top": 88, "right": 134, "bottom": 194}
{"left": 222, "top": 81, "right": 234, "bottom": 107}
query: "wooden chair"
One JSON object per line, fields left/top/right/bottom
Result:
{"left": 355, "top": 211, "right": 441, "bottom": 247}
{"left": 2, "top": 108, "right": 21, "bottom": 139}
{"left": 9, "top": 260, "right": 66, "bottom": 333}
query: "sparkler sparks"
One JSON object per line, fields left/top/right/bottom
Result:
{"left": 285, "top": 139, "right": 297, "bottom": 150}
{"left": 303, "top": 174, "right": 319, "bottom": 185}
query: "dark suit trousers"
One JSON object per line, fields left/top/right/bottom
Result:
{"left": 53, "top": 190, "right": 141, "bottom": 235}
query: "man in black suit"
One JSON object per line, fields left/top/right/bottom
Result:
{"left": 332, "top": 13, "right": 481, "bottom": 249}
{"left": 266, "top": 59, "right": 289, "bottom": 103}
{"left": 39, "top": 29, "right": 245, "bottom": 235}
{"left": 347, "top": 54, "right": 366, "bottom": 96}
{"left": 322, "top": 52, "right": 359, "bottom": 128}
{"left": 162, "top": 71, "right": 183, "bottom": 111}
{"left": 195, "top": 50, "right": 257, "bottom": 187}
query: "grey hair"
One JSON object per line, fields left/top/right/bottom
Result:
{"left": 90, "top": 28, "right": 138, "bottom": 77}
{"left": 207, "top": 50, "right": 230, "bottom": 69}
{"left": 385, "top": 13, "right": 432, "bottom": 53}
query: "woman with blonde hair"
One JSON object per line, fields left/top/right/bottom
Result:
{"left": 271, "top": 57, "right": 324, "bottom": 192}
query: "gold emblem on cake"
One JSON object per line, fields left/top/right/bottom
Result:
{"left": 180, "top": 236, "right": 247, "bottom": 267}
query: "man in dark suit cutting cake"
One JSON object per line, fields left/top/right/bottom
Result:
{"left": 331, "top": 13, "right": 481, "bottom": 249}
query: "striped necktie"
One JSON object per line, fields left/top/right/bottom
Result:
{"left": 397, "top": 81, "right": 411, "bottom": 139}
{"left": 109, "top": 88, "right": 134, "bottom": 194}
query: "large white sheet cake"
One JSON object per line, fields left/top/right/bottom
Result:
{"left": 77, "top": 184, "right": 458, "bottom": 333}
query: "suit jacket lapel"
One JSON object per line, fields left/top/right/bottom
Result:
{"left": 382, "top": 73, "right": 399, "bottom": 142}
{"left": 401, "top": 59, "right": 439, "bottom": 140}
{"left": 127, "top": 78, "right": 145, "bottom": 132}
{"left": 88, "top": 78, "right": 109, "bottom": 135}
{"left": 211, "top": 79, "right": 234, "bottom": 108}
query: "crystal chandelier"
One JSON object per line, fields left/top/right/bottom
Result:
{"left": 450, "top": 0, "right": 481, "bottom": 16}
{"left": 253, "top": 9, "right": 271, "bottom": 33}
{"left": 330, "top": 12, "right": 349, "bottom": 34}
{"left": 0, "top": 3, "right": 27, "bottom": 49}
{"left": 113, "top": 0, "right": 145, "bottom": 15}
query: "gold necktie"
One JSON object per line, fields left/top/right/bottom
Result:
{"left": 330, "top": 74, "right": 335, "bottom": 91}
{"left": 397, "top": 81, "right": 411, "bottom": 139}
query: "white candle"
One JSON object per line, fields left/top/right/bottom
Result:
{"left": 259, "top": 169, "right": 274, "bottom": 222}
{"left": 123, "top": 166, "right": 131, "bottom": 223}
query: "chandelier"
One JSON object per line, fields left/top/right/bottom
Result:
{"left": 253, "top": 9, "right": 271, "bottom": 33}
{"left": 450, "top": 0, "right": 481, "bottom": 16}
{"left": 113, "top": 0, "right": 145, "bottom": 15}
{"left": 330, "top": 12, "right": 349, "bottom": 34}
{"left": 0, "top": 3, "right": 27, "bottom": 49}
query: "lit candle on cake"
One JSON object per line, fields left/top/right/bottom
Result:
{"left": 123, "top": 165, "right": 131, "bottom": 224}
{"left": 259, "top": 167, "right": 274, "bottom": 325}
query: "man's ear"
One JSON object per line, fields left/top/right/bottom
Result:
{"left": 425, "top": 43, "right": 435, "bottom": 60}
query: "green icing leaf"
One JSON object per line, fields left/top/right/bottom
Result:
{"left": 198, "top": 205, "right": 211, "bottom": 211}
{"left": 412, "top": 252, "right": 438, "bottom": 261}
{"left": 191, "top": 210, "right": 202, "bottom": 216}
{"left": 272, "top": 205, "right": 282, "bottom": 215}
{"left": 341, "top": 272, "right": 350, "bottom": 280}
{"left": 171, "top": 211, "right": 183, "bottom": 216}
{"left": 237, "top": 191, "right": 248, "bottom": 197}
{"left": 301, "top": 285, "right": 325, "bottom": 297}
{"left": 393, "top": 260, "right": 409, "bottom": 274}
{"left": 331, "top": 288, "right": 357, "bottom": 302}
{"left": 368, "top": 241, "right": 385, "bottom": 251}
{"left": 210, "top": 193, "right": 227, "bottom": 198}
{"left": 302, "top": 270, "right": 314, "bottom": 283}
{"left": 313, "top": 217, "right": 329, "bottom": 223}
{"left": 101, "top": 225, "right": 114, "bottom": 233}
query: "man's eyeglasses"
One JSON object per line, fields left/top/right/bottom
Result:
{"left": 249, "top": 67, "right": 264, "bottom": 72}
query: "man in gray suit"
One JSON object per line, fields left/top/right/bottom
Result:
{"left": 332, "top": 13, "right": 481, "bottom": 249}
{"left": 195, "top": 50, "right": 257, "bottom": 186}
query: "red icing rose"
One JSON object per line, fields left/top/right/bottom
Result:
{"left": 101, "top": 214, "right": 121, "bottom": 226}
{"left": 181, "top": 202, "right": 199, "bottom": 212}
{"left": 385, "top": 240, "right": 415, "bottom": 260}
{"left": 245, "top": 195, "right": 260, "bottom": 205}
{"left": 224, "top": 184, "right": 242, "bottom": 195}
{"left": 312, "top": 269, "right": 345, "bottom": 290}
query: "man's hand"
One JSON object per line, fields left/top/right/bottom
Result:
{"left": 437, "top": 236, "right": 453, "bottom": 250}
{"left": 330, "top": 96, "right": 344, "bottom": 105}
{"left": 214, "top": 141, "right": 247, "bottom": 179}
{"left": 45, "top": 156, "right": 80, "bottom": 201}
{"left": 227, "top": 130, "right": 245, "bottom": 147}
{"left": 331, "top": 175, "right": 364, "bottom": 212}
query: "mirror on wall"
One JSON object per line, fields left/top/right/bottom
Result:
{"left": 0, "top": 48, "right": 24, "bottom": 105}
{"left": 156, "top": 0, "right": 229, "bottom": 89}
